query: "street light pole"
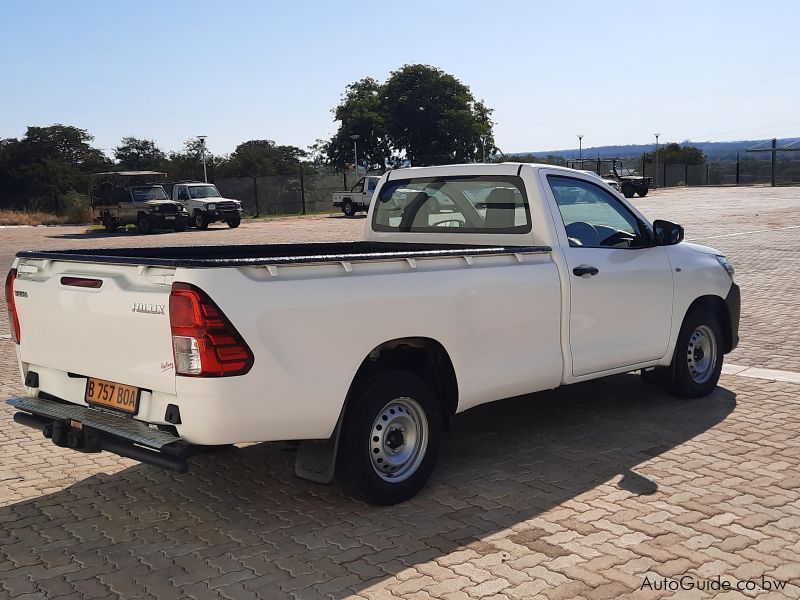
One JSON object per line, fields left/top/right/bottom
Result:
{"left": 653, "top": 133, "right": 660, "bottom": 189}
{"left": 197, "top": 135, "right": 208, "bottom": 183}
{"left": 577, "top": 135, "right": 584, "bottom": 167}
{"left": 349, "top": 134, "right": 360, "bottom": 176}
{"left": 480, "top": 134, "right": 488, "bottom": 163}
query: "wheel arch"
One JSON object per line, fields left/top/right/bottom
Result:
{"left": 346, "top": 337, "right": 459, "bottom": 421}
{"left": 294, "top": 336, "right": 458, "bottom": 485}
{"left": 682, "top": 294, "right": 734, "bottom": 353}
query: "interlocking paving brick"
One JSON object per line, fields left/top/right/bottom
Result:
{"left": 1, "top": 188, "right": 799, "bottom": 598}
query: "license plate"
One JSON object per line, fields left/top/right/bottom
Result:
{"left": 85, "top": 378, "right": 140, "bottom": 414}
{"left": 165, "top": 215, "right": 176, "bottom": 220}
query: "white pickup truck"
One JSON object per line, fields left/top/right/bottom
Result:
{"left": 5, "top": 163, "right": 739, "bottom": 505}
{"left": 332, "top": 175, "right": 381, "bottom": 216}
{"left": 169, "top": 182, "right": 243, "bottom": 229}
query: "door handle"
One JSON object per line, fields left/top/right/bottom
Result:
{"left": 573, "top": 265, "right": 599, "bottom": 277}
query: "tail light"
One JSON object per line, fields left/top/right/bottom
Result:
{"left": 169, "top": 283, "right": 253, "bottom": 377}
{"left": 5, "top": 269, "right": 20, "bottom": 344}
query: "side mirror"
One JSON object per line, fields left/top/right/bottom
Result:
{"left": 653, "top": 219, "right": 684, "bottom": 245}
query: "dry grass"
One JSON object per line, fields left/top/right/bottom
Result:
{"left": 0, "top": 209, "right": 92, "bottom": 226}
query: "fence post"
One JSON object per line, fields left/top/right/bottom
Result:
{"left": 663, "top": 160, "right": 667, "bottom": 187}
{"left": 300, "top": 171, "right": 306, "bottom": 215}
{"left": 343, "top": 171, "right": 347, "bottom": 190}
{"left": 684, "top": 164, "right": 688, "bottom": 187}
{"left": 771, "top": 138, "right": 777, "bottom": 187}
{"left": 736, "top": 153, "right": 740, "bottom": 185}
{"left": 705, "top": 164, "right": 709, "bottom": 185}
{"left": 253, "top": 176, "right": 260, "bottom": 217}
{"left": 641, "top": 153, "right": 646, "bottom": 179}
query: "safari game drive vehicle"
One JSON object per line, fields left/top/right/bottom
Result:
{"left": 91, "top": 171, "right": 190, "bottom": 233}
{"left": 7, "top": 163, "right": 738, "bottom": 505}
{"left": 166, "top": 182, "right": 243, "bottom": 229}
{"left": 568, "top": 159, "right": 652, "bottom": 198}
{"left": 332, "top": 175, "right": 381, "bottom": 217}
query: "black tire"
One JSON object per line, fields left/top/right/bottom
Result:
{"left": 173, "top": 221, "right": 188, "bottom": 232}
{"left": 194, "top": 212, "right": 209, "bottom": 230}
{"left": 102, "top": 215, "right": 118, "bottom": 232}
{"left": 664, "top": 308, "right": 723, "bottom": 398}
{"left": 621, "top": 183, "right": 636, "bottom": 198}
{"left": 636, "top": 187, "right": 649, "bottom": 197}
{"left": 343, "top": 200, "right": 357, "bottom": 217}
{"left": 137, "top": 215, "right": 152, "bottom": 234}
{"left": 227, "top": 216, "right": 241, "bottom": 228}
{"left": 338, "top": 369, "right": 442, "bottom": 505}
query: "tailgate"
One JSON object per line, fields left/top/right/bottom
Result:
{"left": 14, "top": 258, "right": 177, "bottom": 395}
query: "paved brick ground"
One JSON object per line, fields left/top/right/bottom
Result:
{"left": 1, "top": 186, "right": 799, "bottom": 599}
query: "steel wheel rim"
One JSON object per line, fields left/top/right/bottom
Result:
{"left": 687, "top": 325, "right": 717, "bottom": 384}
{"left": 370, "top": 397, "right": 428, "bottom": 483}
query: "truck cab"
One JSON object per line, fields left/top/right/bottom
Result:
{"left": 91, "top": 171, "right": 190, "bottom": 234}
{"left": 332, "top": 175, "right": 381, "bottom": 217}
{"left": 170, "top": 182, "right": 243, "bottom": 229}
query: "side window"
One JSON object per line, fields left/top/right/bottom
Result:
{"left": 351, "top": 179, "right": 364, "bottom": 193}
{"left": 367, "top": 178, "right": 378, "bottom": 193}
{"left": 177, "top": 187, "right": 190, "bottom": 201}
{"left": 547, "top": 175, "right": 648, "bottom": 248}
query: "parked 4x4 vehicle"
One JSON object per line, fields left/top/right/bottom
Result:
{"left": 333, "top": 175, "right": 381, "bottom": 216}
{"left": 91, "top": 171, "right": 190, "bottom": 233}
{"left": 167, "top": 182, "right": 242, "bottom": 229}
{"left": 7, "top": 163, "right": 739, "bottom": 505}
{"left": 567, "top": 159, "right": 652, "bottom": 198}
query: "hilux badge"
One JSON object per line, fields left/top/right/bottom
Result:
{"left": 132, "top": 303, "right": 165, "bottom": 315}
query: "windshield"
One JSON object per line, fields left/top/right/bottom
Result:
{"left": 188, "top": 185, "right": 221, "bottom": 199}
{"left": 131, "top": 186, "right": 168, "bottom": 201}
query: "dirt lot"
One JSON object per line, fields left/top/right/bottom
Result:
{"left": 1, "top": 186, "right": 799, "bottom": 599}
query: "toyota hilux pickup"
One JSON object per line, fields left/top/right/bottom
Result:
{"left": 5, "top": 163, "right": 739, "bottom": 505}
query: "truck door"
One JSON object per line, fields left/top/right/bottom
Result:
{"left": 542, "top": 172, "right": 674, "bottom": 376}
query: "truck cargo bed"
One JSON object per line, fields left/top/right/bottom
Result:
{"left": 17, "top": 241, "right": 551, "bottom": 268}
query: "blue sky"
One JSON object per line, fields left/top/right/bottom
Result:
{"left": 1, "top": 0, "right": 798, "bottom": 157}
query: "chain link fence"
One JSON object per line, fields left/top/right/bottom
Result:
{"left": 215, "top": 172, "right": 366, "bottom": 217}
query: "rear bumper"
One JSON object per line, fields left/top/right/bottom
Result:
{"left": 6, "top": 396, "right": 192, "bottom": 473}
{"left": 724, "top": 283, "right": 741, "bottom": 352}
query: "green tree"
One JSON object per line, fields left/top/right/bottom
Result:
{"left": 217, "top": 139, "right": 306, "bottom": 177}
{"left": 645, "top": 143, "right": 705, "bottom": 165}
{"left": 0, "top": 125, "right": 110, "bottom": 207}
{"left": 382, "top": 64, "right": 495, "bottom": 166}
{"left": 324, "top": 77, "right": 391, "bottom": 171}
{"left": 113, "top": 136, "right": 168, "bottom": 171}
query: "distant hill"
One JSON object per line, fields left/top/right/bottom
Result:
{"left": 515, "top": 138, "right": 799, "bottom": 162}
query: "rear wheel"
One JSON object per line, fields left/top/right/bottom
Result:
{"left": 194, "top": 212, "right": 209, "bottom": 230}
{"left": 137, "top": 216, "right": 152, "bottom": 234}
{"left": 343, "top": 200, "right": 357, "bottom": 217}
{"left": 621, "top": 183, "right": 636, "bottom": 198}
{"left": 338, "top": 369, "right": 442, "bottom": 505}
{"left": 665, "top": 308, "right": 723, "bottom": 398}
{"left": 636, "top": 187, "right": 649, "bottom": 197}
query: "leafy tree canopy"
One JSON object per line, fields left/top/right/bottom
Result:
{"left": 0, "top": 124, "right": 110, "bottom": 197}
{"left": 321, "top": 65, "right": 496, "bottom": 169}
{"left": 217, "top": 139, "right": 306, "bottom": 177}
{"left": 644, "top": 143, "right": 706, "bottom": 165}
{"left": 113, "top": 136, "right": 168, "bottom": 171}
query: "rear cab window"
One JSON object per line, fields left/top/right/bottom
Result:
{"left": 372, "top": 175, "right": 531, "bottom": 234}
